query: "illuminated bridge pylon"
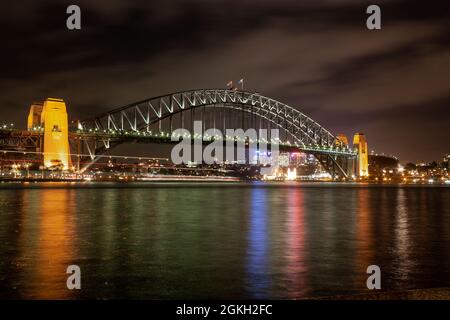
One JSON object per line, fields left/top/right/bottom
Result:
{"left": 75, "top": 89, "right": 356, "bottom": 179}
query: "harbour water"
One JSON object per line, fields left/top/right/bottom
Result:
{"left": 0, "top": 182, "right": 449, "bottom": 299}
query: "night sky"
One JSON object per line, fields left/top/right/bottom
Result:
{"left": 0, "top": 0, "right": 449, "bottom": 163}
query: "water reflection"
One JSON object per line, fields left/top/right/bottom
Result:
{"left": 0, "top": 183, "right": 449, "bottom": 299}
{"left": 284, "top": 188, "right": 308, "bottom": 298}
{"left": 355, "top": 188, "right": 374, "bottom": 288}
{"left": 246, "top": 187, "right": 270, "bottom": 298}
{"left": 394, "top": 188, "right": 412, "bottom": 281}
{"left": 21, "top": 188, "right": 77, "bottom": 299}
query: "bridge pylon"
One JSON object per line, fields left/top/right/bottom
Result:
{"left": 27, "top": 98, "right": 72, "bottom": 170}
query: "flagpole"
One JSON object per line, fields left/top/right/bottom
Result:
{"left": 238, "top": 78, "right": 244, "bottom": 91}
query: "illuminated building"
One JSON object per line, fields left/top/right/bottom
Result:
{"left": 443, "top": 154, "right": 449, "bottom": 169}
{"left": 336, "top": 134, "right": 349, "bottom": 146}
{"left": 254, "top": 150, "right": 271, "bottom": 166}
{"left": 286, "top": 167, "right": 297, "bottom": 180}
{"left": 278, "top": 153, "right": 290, "bottom": 167}
{"left": 28, "top": 98, "right": 72, "bottom": 170}
{"left": 353, "top": 133, "right": 369, "bottom": 177}
{"left": 290, "top": 152, "right": 306, "bottom": 167}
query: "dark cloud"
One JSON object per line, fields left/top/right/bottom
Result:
{"left": 0, "top": 0, "right": 449, "bottom": 163}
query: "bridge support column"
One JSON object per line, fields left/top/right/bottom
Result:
{"left": 353, "top": 133, "right": 369, "bottom": 177}
{"left": 40, "top": 98, "right": 72, "bottom": 170}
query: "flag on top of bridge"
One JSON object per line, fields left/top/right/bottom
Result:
{"left": 226, "top": 80, "right": 233, "bottom": 88}
{"left": 238, "top": 78, "right": 244, "bottom": 90}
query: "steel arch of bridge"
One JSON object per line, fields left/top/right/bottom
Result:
{"left": 76, "top": 89, "right": 356, "bottom": 178}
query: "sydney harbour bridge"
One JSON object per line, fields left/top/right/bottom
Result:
{"left": 0, "top": 89, "right": 358, "bottom": 180}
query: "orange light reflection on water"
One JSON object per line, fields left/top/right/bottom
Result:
{"left": 20, "top": 188, "right": 78, "bottom": 299}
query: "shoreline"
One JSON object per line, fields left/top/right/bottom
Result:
{"left": 0, "top": 178, "right": 449, "bottom": 185}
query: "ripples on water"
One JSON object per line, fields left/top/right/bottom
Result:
{"left": 0, "top": 182, "right": 449, "bottom": 299}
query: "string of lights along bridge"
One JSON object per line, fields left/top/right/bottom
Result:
{"left": 0, "top": 90, "right": 370, "bottom": 180}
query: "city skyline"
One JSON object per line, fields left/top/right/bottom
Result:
{"left": 1, "top": 0, "right": 449, "bottom": 305}
{"left": 0, "top": 0, "right": 449, "bottom": 163}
